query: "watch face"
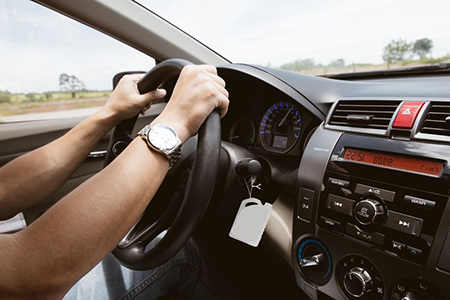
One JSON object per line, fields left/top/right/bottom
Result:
{"left": 148, "top": 124, "right": 178, "bottom": 150}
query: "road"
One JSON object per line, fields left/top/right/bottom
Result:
{"left": 1, "top": 107, "right": 101, "bottom": 122}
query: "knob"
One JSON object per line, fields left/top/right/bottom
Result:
{"left": 343, "top": 267, "right": 373, "bottom": 298}
{"left": 354, "top": 199, "right": 385, "bottom": 226}
{"left": 236, "top": 158, "right": 262, "bottom": 176}
{"left": 401, "top": 291, "right": 418, "bottom": 300}
{"left": 299, "top": 253, "right": 324, "bottom": 268}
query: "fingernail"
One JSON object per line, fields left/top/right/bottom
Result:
{"left": 157, "top": 89, "right": 167, "bottom": 97}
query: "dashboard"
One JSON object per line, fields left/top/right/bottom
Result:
{"left": 220, "top": 70, "right": 321, "bottom": 159}
{"left": 217, "top": 64, "right": 450, "bottom": 300}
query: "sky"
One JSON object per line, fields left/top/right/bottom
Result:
{"left": 2, "top": 0, "right": 450, "bottom": 93}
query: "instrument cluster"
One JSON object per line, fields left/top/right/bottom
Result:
{"left": 228, "top": 100, "right": 307, "bottom": 155}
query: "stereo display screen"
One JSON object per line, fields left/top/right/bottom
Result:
{"left": 343, "top": 148, "right": 444, "bottom": 176}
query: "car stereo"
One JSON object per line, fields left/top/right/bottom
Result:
{"left": 293, "top": 128, "right": 450, "bottom": 300}
{"left": 314, "top": 135, "right": 448, "bottom": 266}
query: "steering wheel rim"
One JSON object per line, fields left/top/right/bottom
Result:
{"left": 104, "top": 59, "right": 221, "bottom": 270}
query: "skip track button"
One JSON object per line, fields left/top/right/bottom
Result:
{"left": 326, "top": 194, "right": 355, "bottom": 216}
{"left": 384, "top": 211, "right": 423, "bottom": 236}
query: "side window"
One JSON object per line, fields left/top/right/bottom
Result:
{"left": 0, "top": 1, "right": 155, "bottom": 123}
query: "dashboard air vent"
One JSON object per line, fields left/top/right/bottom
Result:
{"left": 421, "top": 102, "right": 450, "bottom": 136}
{"left": 329, "top": 100, "right": 401, "bottom": 130}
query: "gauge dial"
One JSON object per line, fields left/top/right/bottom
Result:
{"left": 259, "top": 101, "right": 301, "bottom": 153}
{"left": 229, "top": 118, "right": 255, "bottom": 148}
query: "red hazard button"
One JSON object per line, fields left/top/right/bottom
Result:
{"left": 393, "top": 102, "right": 425, "bottom": 129}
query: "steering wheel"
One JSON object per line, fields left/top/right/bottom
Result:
{"left": 103, "top": 59, "right": 221, "bottom": 270}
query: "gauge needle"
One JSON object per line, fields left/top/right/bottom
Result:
{"left": 278, "top": 107, "right": 293, "bottom": 127}
{"left": 229, "top": 135, "right": 240, "bottom": 140}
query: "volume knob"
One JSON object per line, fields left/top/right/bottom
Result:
{"left": 354, "top": 199, "right": 385, "bottom": 226}
{"left": 343, "top": 267, "right": 373, "bottom": 298}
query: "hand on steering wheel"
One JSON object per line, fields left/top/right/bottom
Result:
{"left": 103, "top": 59, "right": 228, "bottom": 270}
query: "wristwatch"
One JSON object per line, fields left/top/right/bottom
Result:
{"left": 137, "top": 124, "right": 182, "bottom": 169}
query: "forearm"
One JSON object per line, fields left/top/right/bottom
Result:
{"left": 0, "top": 137, "right": 169, "bottom": 299}
{"left": 0, "top": 109, "right": 116, "bottom": 219}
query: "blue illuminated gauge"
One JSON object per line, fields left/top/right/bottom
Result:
{"left": 259, "top": 101, "right": 302, "bottom": 153}
{"left": 297, "top": 237, "right": 332, "bottom": 285}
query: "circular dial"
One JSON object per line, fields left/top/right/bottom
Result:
{"left": 228, "top": 118, "right": 255, "bottom": 148}
{"left": 148, "top": 124, "right": 178, "bottom": 150}
{"left": 354, "top": 199, "right": 385, "bottom": 226}
{"left": 344, "top": 267, "right": 373, "bottom": 297}
{"left": 336, "top": 255, "right": 384, "bottom": 300}
{"left": 297, "top": 237, "right": 332, "bottom": 285}
{"left": 259, "top": 101, "right": 301, "bottom": 153}
{"left": 391, "top": 279, "right": 447, "bottom": 300}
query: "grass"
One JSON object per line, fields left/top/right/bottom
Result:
{"left": 9, "top": 91, "right": 111, "bottom": 103}
{"left": 0, "top": 91, "right": 111, "bottom": 120}
{"left": 280, "top": 54, "right": 450, "bottom": 76}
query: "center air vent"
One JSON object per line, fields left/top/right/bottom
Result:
{"left": 329, "top": 100, "right": 401, "bottom": 130}
{"left": 421, "top": 102, "right": 450, "bottom": 136}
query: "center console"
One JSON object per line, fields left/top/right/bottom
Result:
{"left": 293, "top": 99, "right": 450, "bottom": 300}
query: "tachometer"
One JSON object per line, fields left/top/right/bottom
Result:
{"left": 229, "top": 118, "right": 255, "bottom": 148}
{"left": 259, "top": 101, "right": 301, "bottom": 153}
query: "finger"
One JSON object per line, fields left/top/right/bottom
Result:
{"left": 139, "top": 88, "right": 167, "bottom": 106}
{"left": 216, "top": 93, "right": 230, "bottom": 118}
{"left": 141, "top": 103, "right": 151, "bottom": 115}
{"left": 199, "top": 64, "right": 217, "bottom": 75}
{"left": 123, "top": 73, "right": 144, "bottom": 83}
{"left": 205, "top": 72, "right": 226, "bottom": 88}
{"left": 211, "top": 80, "right": 229, "bottom": 98}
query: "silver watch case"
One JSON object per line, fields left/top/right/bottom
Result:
{"left": 137, "top": 124, "right": 182, "bottom": 168}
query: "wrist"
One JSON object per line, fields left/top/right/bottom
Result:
{"left": 151, "top": 114, "right": 190, "bottom": 144}
{"left": 93, "top": 106, "right": 120, "bottom": 128}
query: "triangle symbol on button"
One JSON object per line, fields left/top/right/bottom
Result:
{"left": 402, "top": 108, "right": 411, "bottom": 115}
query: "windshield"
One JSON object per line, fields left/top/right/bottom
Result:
{"left": 137, "top": 0, "right": 450, "bottom": 76}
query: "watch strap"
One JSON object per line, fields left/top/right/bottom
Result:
{"left": 137, "top": 124, "right": 182, "bottom": 169}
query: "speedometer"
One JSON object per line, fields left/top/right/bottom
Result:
{"left": 259, "top": 101, "right": 302, "bottom": 153}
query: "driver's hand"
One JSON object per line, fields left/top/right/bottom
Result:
{"left": 153, "top": 65, "right": 229, "bottom": 143}
{"left": 101, "top": 74, "right": 167, "bottom": 124}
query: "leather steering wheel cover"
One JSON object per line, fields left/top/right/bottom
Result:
{"left": 108, "top": 59, "right": 221, "bottom": 270}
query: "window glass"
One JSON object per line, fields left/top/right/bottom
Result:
{"left": 0, "top": 0, "right": 155, "bottom": 123}
{"left": 137, "top": 0, "right": 450, "bottom": 76}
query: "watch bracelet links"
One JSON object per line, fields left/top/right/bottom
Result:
{"left": 137, "top": 124, "right": 182, "bottom": 169}
{"left": 169, "top": 144, "right": 182, "bottom": 168}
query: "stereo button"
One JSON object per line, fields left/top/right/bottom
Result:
{"left": 298, "top": 188, "right": 315, "bottom": 221}
{"left": 328, "top": 177, "right": 350, "bottom": 188}
{"left": 355, "top": 184, "right": 395, "bottom": 202}
{"left": 390, "top": 240, "right": 406, "bottom": 253}
{"left": 346, "top": 223, "right": 385, "bottom": 245}
{"left": 384, "top": 211, "right": 423, "bottom": 236}
{"left": 404, "top": 195, "right": 436, "bottom": 211}
{"left": 321, "top": 216, "right": 341, "bottom": 228}
{"left": 405, "top": 246, "right": 422, "bottom": 259}
{"left": 327, "top": 195, "right": 355, "bottom": 216}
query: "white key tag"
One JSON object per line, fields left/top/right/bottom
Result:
{"left": 229, "top": 198, "right": 272, "bottom": 247}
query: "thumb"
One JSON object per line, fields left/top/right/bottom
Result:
{"left": 140, "top": 88, "right": 167, "bottom": 106}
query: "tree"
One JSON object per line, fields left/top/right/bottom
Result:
{"left": 280, "top": 58, "right": 317, "bottom": 72}
{"left": 0, "top": 90, "right": 11, "bottom": 103}
{"left": 25, "top": 93, "right": 38, "bottom": 102}
{"left": 413, "top": 38, "right": 433, "bottom": 59}
{"left": 328, "top": 59, "right": 346, "bottom": 68}
{"left": 59, "top": 73, "right": 86, "bottom": 98}
{"left": 382, "top": 39, "right": 412, "bottom": 68}
{"left": 43, "top": 92, "right": 52, "bottom": 100}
